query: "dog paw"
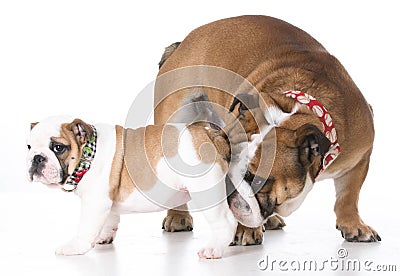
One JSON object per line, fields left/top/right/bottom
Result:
{"left": 230, "top": 223, "right": 263, "bottom": 246}
{"left": 264, "top": 214, "right": 286, "bottom": 230}
{"left": 55, "top": 238, "right": 93, "bottom": 256}
{"left": 96, "top": 228, "right": 118, "bottom": 245}
{"left": 162, "top": 213, "right": 193, "bottom": 232}
{"left": 336, "top": 220, "right": 381, "bottom": 242}
{"left": 197, "top": 247, "right": 223, "bottom": 259}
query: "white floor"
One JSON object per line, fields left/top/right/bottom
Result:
{"left": 1, "top": 181, "right": 399, "bottom": 276}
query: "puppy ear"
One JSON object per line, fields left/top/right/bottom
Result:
{"left": 228, "top": 93, "right": 260, "bottom": 113}
{"left": 67, "top": 119, "right": 93, "bottom": 145}
{"left": 30, "top": 122, "right": 38, "bottom": 130}
{"left": 295, "top": 124, "right": 331, "bottom": 167}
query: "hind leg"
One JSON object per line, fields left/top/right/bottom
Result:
{"left": 96, "top": 211, "right": 120, "bottom": 245}
{"left": 162, "top": 206, "right": 193, "bottom": 232}
{"left": 334, "top": 151, "right": 380, "bottom": 242}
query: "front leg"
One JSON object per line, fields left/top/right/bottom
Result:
{"left": 334, "top": 153, "right": 380, "bottom": 242}
{"left": 56, "top": 196, "right": 113, "bottom": 256}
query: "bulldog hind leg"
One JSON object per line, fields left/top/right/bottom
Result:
{"left": 162, "top": 206, "right": 193, "bottom": 232}
{"left": 334, "top": 151, "right": 381, "bottom": 242}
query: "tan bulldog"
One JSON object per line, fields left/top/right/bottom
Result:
{"left": 155, "top": 15, "right": 379, "bottom": 244}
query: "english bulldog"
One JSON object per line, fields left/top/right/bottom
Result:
{"left": 154, "top": 15, "right": 380, "bottom": 244}
{"left": 26, "top": 114, "right": 246, "bottom": 258}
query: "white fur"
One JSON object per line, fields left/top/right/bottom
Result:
{"left": 228, "top": 141, "right": 264, "bottom": 228}
{"left": 265, "top": 103, "right": 301, "bottom": 126}
{"left": 275, "top": 174, "right": 313, "bottom": 217}
{"left": 56, "top": 123, "right": 116, "bottom": 255}
{"left": 26, "top": 116, "right": 75, "bottom": 184}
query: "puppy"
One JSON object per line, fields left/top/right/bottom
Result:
{"left": 26, "top": 115, "right": 238, "bottom": 258}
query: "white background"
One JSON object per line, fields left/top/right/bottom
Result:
{"left": 0, "top": 1, "right": 399, "bottom": 275}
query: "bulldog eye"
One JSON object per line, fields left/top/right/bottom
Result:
{"left": 27, "top": 145, "right": 31, "bottom": 150}
{"left": 53, "top": 144, "right": 67, "bottom": 154}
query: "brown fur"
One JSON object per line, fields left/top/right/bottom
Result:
{"left": 109, "top": 126, "right": 136, "bottom": 202}
{"left": 108, "top": 124, "right": 230, "bottom": 203}
{"left": 44, "top": 119, "right": 95, "bottom": 185}
{"left": 155, "top": 15, "right": 378, "bottom": 242}
{"left": 109, "top": 125, "right": 179, "bottom": 201}
{"left": 187, "top": 125, "right": 229, "bottom": 172}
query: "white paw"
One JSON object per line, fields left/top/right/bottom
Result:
{"left": 55, "top": 238, "right": 93, "bottom": 256}
{"left": 197, "top": 247, "right": 223, "bottom": 259}
{"left": 96, "top": 229, "right": 117, "bottom": 245}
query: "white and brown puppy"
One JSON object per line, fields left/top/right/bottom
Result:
{"left": 155, "top": 15, "right": 379, "bottom": 244}
{"left": 26, "top": 115, "right": 238, "bottom": 258}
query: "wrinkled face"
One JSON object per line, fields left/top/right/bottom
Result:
{"left": 246, "top": 118, "right": 330, "bottom": 222}
{"left": 26, "top": 116, "right": 93, "bottom": 187}
{"left": 246, "top": 127, "right": 320, "bottom": 219}
{"left": 227, "top": 99, "right": 331, "bottom": 224}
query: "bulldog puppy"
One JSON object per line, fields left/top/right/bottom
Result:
{"left": 155, "top": 15, "right": 379, "bottom": 244}
{"left": 26, "top": 115, "right": 238, "bottom": 258}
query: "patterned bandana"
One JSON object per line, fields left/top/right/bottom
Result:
{"left": 62, "top": 125, "right": 97, "bottom": 192}
{"left": 283, "top": 91, "right": 341, "bottom": 178}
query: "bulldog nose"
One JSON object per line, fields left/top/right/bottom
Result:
{"left": 33, "top": 155, "right": 46, "bottom": 165}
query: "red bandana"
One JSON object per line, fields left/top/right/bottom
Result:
{"left": 284, "top": 91, "right": 341, "bottom": 178}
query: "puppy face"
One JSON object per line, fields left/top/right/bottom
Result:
{"left": 26, "top": 116, "right": 93, "bottom": 186}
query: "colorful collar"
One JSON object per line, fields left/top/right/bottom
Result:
{"left": 283, "top": 91, "right": 341, "bottom": 178}
{"left": 62, "top": 125, "right": 97, "bottom": 192}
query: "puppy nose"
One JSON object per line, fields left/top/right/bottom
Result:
{"left": 33, "top": 155, "right": 46, "bottom": 165}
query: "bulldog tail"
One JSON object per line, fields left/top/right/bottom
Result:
{"left": 158, "top": 42, "right": 181, "bottom": 69}
{"left": 182, "top": 89, "right": 225, "bottom": 129}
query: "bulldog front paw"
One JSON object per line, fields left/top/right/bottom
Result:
{"left": 264, "top": 214, "right": 286, "bottom": 230}
{"left": 55, "top": 238, "right": 93, "bottom": 256}
{"left": 230, "top": 223, "right": 263, "bottom": 246}
{"left": 336, "top": 220, "right": 381, "bottom": 242}
{"left": 162, "top": 213, "right": 193, "bottom": 232}
{"left": 197, "top": 247, "right": 223, "bottom": 259}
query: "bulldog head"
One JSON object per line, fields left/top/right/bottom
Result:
{"left": 226, "top": 94, "right": 331, "bottom": 222}
{"left": 26, "top": 116, "right": 93, "bottom": 187}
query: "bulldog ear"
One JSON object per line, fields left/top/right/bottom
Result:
{"left": 295, "top": 124, "right": 331, "bottom": 167}
{"left": 229, "top": 93, "right": 260, "bottom": 114}
{"left": 67, "top": 119, "right": 93, "bottom": 145}
{"left": 30, "top": 122, "right": 38, "bottom": 130}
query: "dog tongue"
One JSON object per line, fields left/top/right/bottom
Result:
{"left": 226, "top": 176, "right": 264, "bottom": 228}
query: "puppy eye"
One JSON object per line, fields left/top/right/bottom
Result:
{"left": 53, "top": 144, "right": 66, "bottom": 154}
{"left": 27, "top": 145, "right": 31, "bottom": 150}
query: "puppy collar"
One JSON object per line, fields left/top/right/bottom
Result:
{"left": 62, "top": 125, "right": 97, "bottom": 192}
{"left": 284, "top": 91, "right": 341, "bottom": 178}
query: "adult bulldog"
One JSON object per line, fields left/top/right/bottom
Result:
{"left": 155, "top": 15, "right": 379, "bottom": 244}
